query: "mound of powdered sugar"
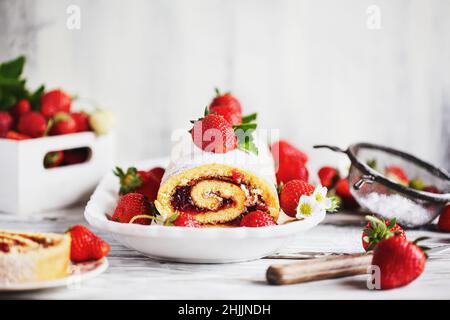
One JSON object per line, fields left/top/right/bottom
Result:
{"left": 357, "top": 193, "right": 436, "bottom": 227}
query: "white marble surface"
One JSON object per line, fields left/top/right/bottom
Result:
{"left": 1, "top": 206, "right": 450, "bottom": 299}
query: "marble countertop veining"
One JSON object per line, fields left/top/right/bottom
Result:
{"left": 1, "top": 207, "right": 450, "bottom": 300}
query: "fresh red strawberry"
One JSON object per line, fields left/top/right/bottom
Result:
{"left": 209, "top": 88, "right": 242, "bottom": 113}
{"left": 67, "top": 225, "right": 110, "bottom": 263}
{"left": 171, "top": 213, "right": 201, "bottom": 228}
{"left": 9, "top": 99, "right": 31, "bottom": 124}
{"left": 318, "top": 166, "right": 339, "bottom": 188}
{"left": 44, "top": 150, "right": 64, "bottom": 168}
{"left": 112, "top": 193, "right": 154, "bottom": 225}
{"left": 270, "top": 140, "right": 308, "bottom": 166}
{"left": 18, "top": 111, "right": 47, "bottom": 138}
{"left": 209, "top": 105, "right": 242, "bottom": 126}
{"left": 385, "top": 165, "right": 409, "bottom": 186}
{"left": 191, "top": 113, "right": 237, "bottom": 153}
{"left": 49, "top": 112, "right": 77, "bottom": 135}
{"left": 240, "top": 210, "right": 276, "bottom": 227}
{"left": 280, "top": 180, "right": 315, "bottom": 217}
{"left": 0, "top": 112, "right": 13, "bottom": 137}
{"left": 372, "top": 237, "right": 427, "bottom": 289}
{"left": 71, "top": 111, "right": 91, "bottom": 132}
{"left": 146, "top": 167, "right": 165, "bottom": 183}
{"left": 5, "top": 130, "right": 31, "bottom": 140}
{"left": 271, "top": 140, "right": 309, "bottom": 184}
{"left": 335, "top": 178, "right": 359, "bottom": 209}
{"left": 438, "top": 205, "right": 450, "bottom": 232}
{"left": 362, "top": 216, "right": 406, "bottom": 251}
{"left": 276, "top": 161, "right": 309, "bottom": 185}
{"left": 423, "top": 185, "right": 440, "bottom": 194}
{"left": 114, "top": 166, "right": 164, "bottom": 202}
{"left": 40, "top": 89, "right": 71, "bottom": 118}
{"left": 64, "top": 148, "right": 89, "bottom": 165}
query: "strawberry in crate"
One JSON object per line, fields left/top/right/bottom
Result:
{"left": 0, "top": 56, "right": 116, "bottom": 215}
{"left": 0, "top": 55, "right": 115, "bottom": 168}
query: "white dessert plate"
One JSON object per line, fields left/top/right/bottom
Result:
{"left": 84, "top": 158, "right": 326, "bottom": 263}
{"left": 0, "top": 258, "right": 108, "bottom": 292}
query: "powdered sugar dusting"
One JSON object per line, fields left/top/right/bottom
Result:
{"left": 358, "top": 193, "right": 436, "bottom": 227}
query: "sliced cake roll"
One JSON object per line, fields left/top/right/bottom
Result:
{"left": 0, "top": 230, "right": 71, "bottom": 284}
{"left": 156, "top": 133, "right": 280, "bottom": 226}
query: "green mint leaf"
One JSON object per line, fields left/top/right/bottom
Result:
{"left": 233, "top": 123, "right": 257, "bottom": 131}
{"left": 241, "top": 112, "right": 257, "bottom": 124}
{"left": 237, "top": 138, "right": 258, "bottom": 155}
{"left": 0, "top": 56, "right": 25, "bottom": 79}
{"left": 28, "top": 84, "right": 45, "bottom": 111}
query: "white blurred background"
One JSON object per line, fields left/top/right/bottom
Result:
{"left": 1, "top": 0, "right": 449, "bottom": 171}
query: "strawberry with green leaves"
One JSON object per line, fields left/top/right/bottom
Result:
{"left": 114, "top": 166, "right": 165, "bottom": 202}
{"left": 372, "top": 236, "right": 427, "bottom": 289}
{"left": 190, "top": 106, "right": 259, "bottom": 155}
{"left": 191, "top": 113, "right": 237, "bottom": 154}
{"left": 362, "top": 215, "right": 406, "bottom": 251}
{"left": 208, "top": 88, "right": 243, "bottom": 126}
{"left": 209, "top": 88, "right": 242, "bottom": 114}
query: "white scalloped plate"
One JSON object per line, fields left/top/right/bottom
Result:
{"left": 0, "top": 258, "right": 108, "bottom": 292}
{"left": 84, "top": 158, "right": 325, "bottom": 263}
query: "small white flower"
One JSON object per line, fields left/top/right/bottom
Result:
{"left": 296, "top": 195, "right": 321, "bottom": 219}
{"left": 313, "top": 185, "right": 332, "bottom": 210}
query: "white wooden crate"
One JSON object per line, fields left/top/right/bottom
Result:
{"left": 0, "top": 132, "right": 115, "bottom": 215}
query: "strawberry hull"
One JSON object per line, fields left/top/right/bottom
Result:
{"left": 0, "top": 132, "right": 115, "bottom": 215}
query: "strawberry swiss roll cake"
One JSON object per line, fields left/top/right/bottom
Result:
{"left": 155, "top": 132, "right": 280, "bottom": 227}
{"left": 0, "top": 230, "right": 71, "bottom": 284}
